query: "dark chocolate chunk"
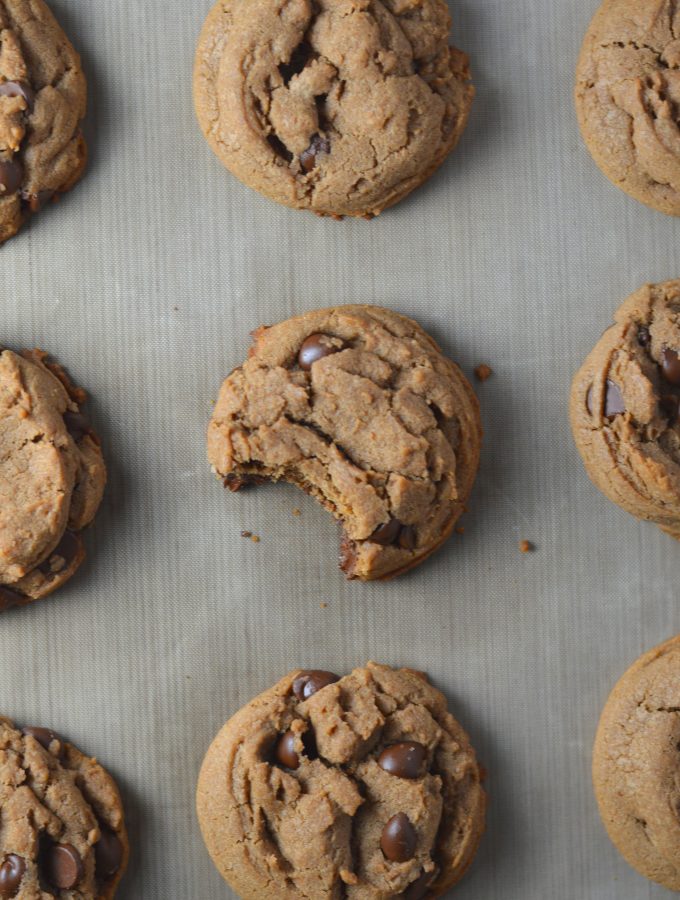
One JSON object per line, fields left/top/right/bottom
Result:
{"left": 381, "top": 813, "right": 417, "bottom": 862}
{"left": 369, "top": 519, "right": 402, "bottom": 546}
{"left": 275, "top": 731, "right": 300, "bottom": 770}
{"left": 378, "top": 742, "right": 427, "bottom": 779}
{"left": 604, "top": 380, "right": 625, "bottom": 418}
{"left": 292, "top": 670, "right": 340, "bottom": 701}
{"left": 661, "top": 348, "right": 680, "bottom": 385}
{"left": 300, "top": 134, "right": 330, "bottom": 173}
{"left": 0, "top": 158, "right": 23, "bottom": 195}
{"left": 400, "top": 869, "right": 436, "bottom": 899}
{"left": 95, "top": 828, "right": 124, "bottom": 880}
{"left": 0, "top": 856, "right": 25, "bottom": 897}
{"left": 398, "top": 526, "right": 417, "bottom": 551}
{"left": 42, "top": 844, "right": 83, "bottom": 890}
{"left": 298, "top": 334, "right": 343, "bottom": 370}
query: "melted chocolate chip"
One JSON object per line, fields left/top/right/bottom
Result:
{"left": 604, "top": 380, "right": 625, "bottom": 418}
{"left": 292, "top": 670, "right": 340, "bottom": 701}
{"left": 38, "top": 531, "right": 82, "bottom": 576}
{"left": 0, "top": 158, "right": 23, "bottom": 195}
{"left": 400, "top": 869, "right": 436, "bottom": 899}
{"left": 63, "top": 410, "right": 92, "bottom": 442}
{"left": 21, "top": 726, "right": 62, "bottom": 755}
{"left": 398, "top": 526, "right": 417, "bottom": 551}
{"left": 0, "top": 81, "right": 34, "bottom": 112}
{"left": 275, "top": 731, "right": 300, "bottom": 769}
{"left": 20, "top": 189, "right": 54, "bottom": 213}
{"left": 369, "top": 519, "right": 403, "bottom": 546}
{"left": 298, "top": 334, "right": 343, "bottom": 370}
{"left": 42, "top": 844, "right": 83, "bottom": 890}
{"left": 381, "top": 813, "right": 417, "bottom": 862}
{"left": 95, "top": 829, "right": 123, "bottom": 880}
{"left": 661, "top": 348, "right": 680, "bottom": 385}
{"left": 0, "top": 856, "right": 25, "bottom": 898}
{"left": 378, "top": 742, "right": 427, "bottom": 779}
{"left": 637, "top": 326, "right": 651, "bottom": 347}
{"left": 300, "top": 134, "right": 330, "bottom": 173}
{"left": 0, "top": 586, "right": 25, "bottom": 612}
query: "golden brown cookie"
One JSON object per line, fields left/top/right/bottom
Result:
{"left": 0, "top": 347, "right": 106, "bottom": 610}
{"left": 193, "top": 0, "right": 473, "bottom": 218}
{"left": 593, "top": 635, "right": 680, "bottom": 891}
{"left": 0, "top": 0, "right": 87, "bottom": 243}
{"left": 0, "top": 717, "right": 128, "bottom": 898}
{"left": 576, "top": 0, "right": 680, "bottom": 215}
{"left": 207, "top": 305, "right": 481, "bottom": 581}
{"left": 570, "top": 280, "right": 680, "bottom": 539}
{"left": 197, "top": 663, "right": 486, "bottom": 899}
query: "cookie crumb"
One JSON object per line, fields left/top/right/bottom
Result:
{"left": 455, "top": 526, "right": 465, "bottom": 535}
{"left": 240, "top": 530, "right": 252, "bottom": 538}
{"left": 474, "top": 364, "right": 493, "bottom": 382}
{"left": 292, "top": 508, "right": 302, "bottom": 517}
{"left": 251, "top": 535, "right": 261, "bottom": 544}
{"left": 320, "top": 602, "right": 328, "bottom": 609}
{"left": 519, "top": 540, "right": 534, "bottom": 553}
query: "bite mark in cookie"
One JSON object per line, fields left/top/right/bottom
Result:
{"left": 196, "top": 662, "right": 486, "bottom": 899}
{"left": 207, "top": 305, "right": 481, "bottom": 581}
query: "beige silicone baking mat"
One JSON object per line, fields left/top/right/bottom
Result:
{"left": 3, "top": 0, "right": 679, "bottom": 897}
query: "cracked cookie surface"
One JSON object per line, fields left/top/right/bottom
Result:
{"left": 576, "top": 0, "right": 680, "bottom": 215}
{"left": 0, "top": 0, "right": 87, "bottom": 243}
{"left": 593, "top": 635, "right": 680, "bottom": 891}
{"left": 570, "top": 280, "right": 680, "bottom": 539}
{"left": 207, "top": 305, "right": 481, "bottom": 581}
{"left": 0, "top": 348, "right": 106, "bottom": 609}
{"left": 193, "top": 0, "right": 474, "bottom": 218}
{"left": 197, "top": 662, "right": 486, "bottom": 899}
{"left": 0, "top": 717, "right": 128, "bottom": 899}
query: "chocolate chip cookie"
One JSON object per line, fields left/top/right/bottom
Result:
{"left": 193, "top": 0, "right": 474, "bottom": 218}
{"left": 593, "top": 635, "right": 680, "bottom": 890}
{"left": 197, "top": 662, "right": 486, "bottom": 899}
{"left": 570, "top": 280, "right": 680, "bottom": 539}
{"left": 207, "top": 305, "right": 481, "bottom": 581}
{"left": 576, "top": 0, "right": 680, "bottom": 215}
{"left": 0, "top": 717, "right": 128, "bottom": 898}
{"left": 0, "top": 1, "right": 87, "bottom": 243}
{"left": 0, "top": 348, "right": 106, "bottom": 610}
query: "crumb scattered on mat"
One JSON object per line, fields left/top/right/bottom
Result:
{"left": 519, "top": 540, "right": 534, "bottom": 553}
{"left": 474, "top": 364, "right": 493, "bottom": 382}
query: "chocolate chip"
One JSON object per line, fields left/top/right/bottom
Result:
{"left": 381, "top": 813, "right": 417, "bottom": 862}
{"left": 378, "top": 742, "right": 427, "bottom": 779}
{"left": 20, "top": 189, "right": 54, "bottom": 213}
{"left": 0, "top": 856, "right": 25, "bottom": 898}
{"left": 38, "top": 531, "right": 82, "bottom": 576}
{"left": 21, "top": 726, "right": 62, "bottom": 755}
{"left": 292, "top": 670, "right": 340, "bottom": 701}
{"left": 0, "top": 81, "right": 35, "bottom": 112}
{"left": 298, "top": 333, "right": 343, "bottom": 370}
{"left": 224, "top": 473, "right": 266, "bottom": 492}
{"left": 604, "top": 380, "right": 625, "bottom": 418}
{"left": 42, "top": 844, "right": 83, "bottom": 890}
{"left": 275, "top": 731, "right": 300, "bottom": 769}
{"left": 369, "top": 519, "right": 402, "bottom": 546}
{"left": 400, "top": 869, "right": 436, "bottom": 899}
{"left": 300, "top": 134, "right": 330, "bottom": 173}
{"left": 95, "top": 829, "right": 123, "bottom": 880}
{"left": 398, "top": 526, "right": 417, "bottom": 551}
{"left": 63, "top": 410, "right": 92, "bottom": 442}
{"left": 0, "top": 158, "right": 23, "bottom": 195}
{"left": 661, "top": 394, "right": 680, "bottom": 424}
{"left": 0, "top": 586, "right": 25, "bottom": 612}
{"left": 637, "top": 326, "right": 651, "bottom": 347}
{"left": 661, "top": 348, "right": 680, "bottom": 385}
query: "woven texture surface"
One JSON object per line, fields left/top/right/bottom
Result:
{"left": 2, "top": 0, "right": 678, "bottom": 897}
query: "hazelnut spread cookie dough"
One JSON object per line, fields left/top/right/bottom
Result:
{"left": 193, "top": 0, "right": 474, "bottom": 218}
{"left": 593, "top": 636, "right": 680, "bottom": 891}
{"left": 570, "top": 281, "right": 680, "bottom": 539}
{"left": 576, "top": 0, "right": 680, "bottom": 215}
{"left": 0, "top": 348, "right": 106, "bottom": 610}
{"left": 0, "top": 717, "right": 128, "bottom": 898}
{"left": 197, "top": 663, "right": 486, "bottom": 899}
{"left": 207, "top": 305, "right": 481, "bottom": 581}
{"left": 0, "top": 0, "right": 87, "bottom": 243}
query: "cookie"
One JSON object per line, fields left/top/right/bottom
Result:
{"left": 0, "top": 0, "right": 87, "bottom": 243}
{"left": 0, "top": 348, "right": 106, "bottom": 610}
{"left": 193, "top": 0, "right": 473, "bottom": 218}
{"left": 593, "top": 635, "right": 680, "bottom": 890}
{"left": 0, "top": 717, "right": 128, "bottom": 899}
{"left": 207, "top": 305, "right": 481, "bottom": 581}
{"left": 197, "top": 662, "right": 486, "bottom": 899}
{"left": 575, "top": 0, "right": 680, "bottom": 216}
{"left": 569, "top": 280, "right": 680, "bottom": 539}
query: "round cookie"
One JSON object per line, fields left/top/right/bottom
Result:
{"left": 197, "top": 662, "right": 486, "bottom": 899}
{"left": 576, "top": 0, "right": 680, "bottom": 216}
{"left": 193, "top": 0, "right": 474, "bottom": 218}
{"left": 0, "top": 0, "right": 87, "bottom": 243}
{"left": 593, "top": 636, "right": 680, "bottom": 890}
{"left": 0, "top": 347, "right": 106, "bottom": 610}
{"left": 207, "top": 305, "right": 481, "bottom": 581}
{"left": 0, "top": 717, "right": 128, "bottom": 898}
{"left": 570, "top": 280, "right": 680, "bottom": 539}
